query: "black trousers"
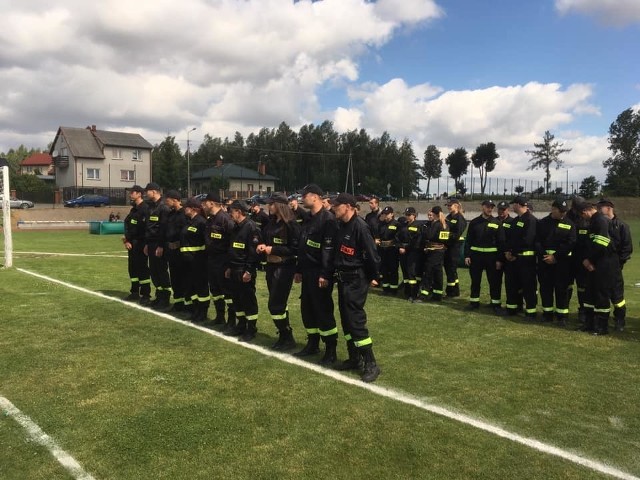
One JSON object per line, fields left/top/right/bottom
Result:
{"left": 265, "top": 263, "right": 296, "bottom": 321}
{"left": 337, "top": 269, "right": 372, "bottom": 347}
{"left": 379, "top": 247, "right": 400, "bottom": 292}
{"left": 585, "top": 254, "right": 621, "bottom": 315}
{"left": 444, "top": 242, "right": 462, "bottom": 288}
{"left": 514, "top": 256, "right": 537, "bottom": 313}
{"left": 300, "top": 267, "right": 337, "bottom": 339}
{"left": 420, "top": 249, "right": 445, "bottom": 297}
{"left": 229, "top": 268, "right": 258, "bottom": 323}
{"left": 400, "top": 250, "right": 421, "bottom": 296}
{"left": 147, "top": 243, "right": 171, "bottom": 299}
{"left": 504, "top": 259, "right": 522, "bottom": 313}
{"left": 538, "top": 258, "right": 571, "bottom": 317}
{"left": 167, "top": 249, "right": 187, "bottom": 304}
{"left": 127, "top": 242, "right": 150, "bottom": 296}
{"left": 183, "top": 252, "right": 210, "bottom": 306}
{"left": 208, "top": 253, "right": 232, "bottom": 304}
{"left": 468, "top": 252, "right": 501, "bottom": 305}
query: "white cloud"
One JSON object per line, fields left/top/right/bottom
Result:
{"left": 555, "top": 0, "right": 640, "bottom": 26}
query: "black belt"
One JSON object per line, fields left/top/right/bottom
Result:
{"left": 335, "top": 268, "right": 362, "bottom": 281}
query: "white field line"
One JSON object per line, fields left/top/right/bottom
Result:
{"left": 14, "top": 251, "right": 127, "bottom": 258}
{"left": 0, "top": 396, "right": 96, "bottom": 480}
{"left": 15, "top": 267, "right": 640, "bottom": 480}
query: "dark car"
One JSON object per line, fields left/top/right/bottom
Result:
{"left": 64, "top": 194, "right": 111, "bottom": 208}
{"left": 380, "top": 194, "right": 398, "bottom": 202}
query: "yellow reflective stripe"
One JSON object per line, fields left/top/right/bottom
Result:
{"left": 558, "top": 223, "right": 571, "bottom": 230}
{"left": 130, "top": 219, "right": 138, "bottom": 224}
{"left": 555, "top": 308, "right": 569, "bottom": 314}
{"left": 180, "top": 245, "right": 206, "bottom": 252}
{"left": 439, "top": 231, "right": 450, "bottom": 240}
{"left": 188, "top": 226, "right": 198, "bottom": 232}
{"left": 487, "top": 223, "right": 499, "bottom": 229}
{"left": 614, "top": 299, "right": 626, "bottom": 308}
{"left": 593, "top": 234, "right": 610, "bottom": 247}
{"left": 420, "top": 289, "right": 430, "bottom": 296}
{"left": 130, "top": 277, "right": 139, "bottom": 282}
{"left": 408, "top": 279, "right": 418, "bottom": 284}
{"left": 520, "top": 251, "right": 535, "bottom": 256}
{"left": 211, "top": 232, "right": 222, "bottom": 239}
{"left": 469, "top": 297, "right": 480, "bottom": 302}
{"left": 320, "top": 327, "right": 339, "bottom": 336}
{"left": 233, "top": 242, "right": 245, "bottom": 249}
{"left": 149, "top": 215, "right": 159, "bottom": 221}
{"left": 211, "top": 294, "right": 224, "bottom": 301}
{"left": 306, "top": 328, "right": 320, "bottom": 334}
{"left": 344, "top": 334, "right": 352, "bottom": 341}
{"left": 271, "top": 313, "right": 288, "bottom": 320}
{"left": 470, "top": 246, "right": 498, "bottom": 252}
{"left": 354, "top": 337, "right": 373, "bottom": 347}
{"left": 139, "top": 279, "right": 151, "bottom": 285}
{"left": 408, "top": 226, "right": 418, "bottom": 232}
{"left": 545, "top": 250, "right": 556, "bottom": 255}
{"left": 516, "top": 221, "right": 524, "bottom": 227}
{"left": 503, "top": 223, "right": 511, "bottom": 229}
{"left": 306, "top": 239, "right": 321, "bottom": 248}
{"left": 432, "top": 289, "right": 443, "bottom": 294}
{"left": 246, "top": 314, "right": 259, "bottom": 321}
{"left": 273, "top": 237, "right": 284, "bottom": 244}
{"left": 388, "top": 225, "right": 397, "bottom": 230}
{"left": 578, "top": 229, "right": 588, "bottom": 234}
{"left": 224, "top": 298, "right": 233, "bottom": 305}
{"left": 594, "top": 307, "right": 610, "bottom": 313}
{"left": 450, "top": 219, "right": 458, "bottom": 224}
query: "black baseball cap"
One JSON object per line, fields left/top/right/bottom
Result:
{"left": 264, "top": 193, "right": 289, "bottom": 204}
{"left": 510, "top": 195, "right": 529, "bottom": 206}
{"left": 551, "top": 198, "right": 568, "bottom": 212}
{"left": 184, "top": 197, "right": 201, "bottom": 209}
{"left": 482, "top": 199, "right": 495, "bottom": 207}
{"left": 431, "top": 205, "right": 443, "bottom": 215}
{"left": 404, "top": 207, "right": 417, "bottom": 215}
{"left": 330, "top": 193, "right": 357, "bottom": 207}
{"left": 445, "top": 198, "right": 460, "bottom": 206}
{"left": 597, "top": 198, "right": 615, "bottom": 208}
{"left": 381, "top": 206, "right": 394, "bottom": 215}
{"left": 129, "top": 185, "right": 144, "bottom": 193}
{"left": 204, "top": 193, "right": 222, "bottom": 203}
{"left": 301, "top": 184, "right": 324, "bottom": 196}
{"left": 497, "top": 201, "right": 509, "bottom": 210}
{"left": 164, "top": 189, "right": 181, "bottom": 200}
{"left": 229, "top": 200, "right": 250, "bottom": 212}
{"left": 144, "top": 182, "right": 161, "bottom": 192}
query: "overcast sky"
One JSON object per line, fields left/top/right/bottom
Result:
{"left": 1, "top": 0, "right": 639, "bottom": 188}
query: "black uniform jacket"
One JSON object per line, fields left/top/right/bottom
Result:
{"left": 334, "top": 214, "right": 381, "bottom": 281}
{"left": 297, "top": 208, "right": 338, "bottom": 279}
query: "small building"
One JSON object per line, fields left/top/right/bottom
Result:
{"left": 191, "top": 159, "right": 278, "bottom": 198}
{"left": 49, "top": 125, "right": 153, "bottom": 191}
{"left": 20, "top": 153, "right": 54, "bottom": 177}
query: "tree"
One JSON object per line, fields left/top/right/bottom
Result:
{"left": 471, "top": 142, "right": 499, "bottom": 194}
{"left": 515, "top": 185, "right": 524, "bottom": 194}
{"left": 152, "top": 136, "right": 184, "bottom": 191}
{"left": 603, "top": 107, "right": 640, "bottom": 196}
{"left": 579, "top": 175, "right": 600, "bottom": 199}
{"left": 445, "top": 148, "right": 469, "bottom": 187}
{"left": 421, "top": 145, "right": 442, "bottom": 196}
{"left": 525, "top": 131, "right": 571, "bottom": 193}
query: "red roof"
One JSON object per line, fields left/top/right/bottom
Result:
{"left": 21, "top": 153, "right": 52, "bottom": 166}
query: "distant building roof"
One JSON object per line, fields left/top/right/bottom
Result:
{"left": 191, "top": 163, "right": 278, "bottom": 182}
{"left": 21, "top": 153, "right": 52, "bottom": 166}
{"left": 50, "top": 126, "right": 153, "bottom": 159}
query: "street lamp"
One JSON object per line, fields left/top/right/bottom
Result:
{"left": 186, "top": 127, "right": 196, "bottom": 197}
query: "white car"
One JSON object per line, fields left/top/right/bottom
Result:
{"left": 0, "top": 194, "right": 35, "bottom": 209}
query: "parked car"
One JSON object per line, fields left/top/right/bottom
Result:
{"left": 0, "top": 195, "right": 35, "bottom": 209}
{"left": 248, "top": 193, "right": 269, "bottom": 204}
{"left": 417, "top": 193, "right": 434, "bottom": 200}
{"left": 64, "top": 194, "right": 110, "bottom": 208}
{"left": 356, "top": 193, "right": 372, "bottom": 201}
{"left": 380, "top": 194, "right": 398, "bottom": 202}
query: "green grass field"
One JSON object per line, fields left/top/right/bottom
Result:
{"left": 1, "top": 228, "right": 640, "bottom": 479}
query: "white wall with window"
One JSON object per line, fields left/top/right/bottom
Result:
{"left": 86, "top": 168, "right": 101, "bottom": 180}
{"left": 112, "top": 148, "right": 122, "bottom": 160}
{"left": 120, "top": 170, "right": 135, "bottom": 181}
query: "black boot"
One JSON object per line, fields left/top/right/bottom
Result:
{"left": 360, "top": 347, "right": 381, "bottom": 383}
{"left": 272, "top": 319, "right": 296, "bottom": 351}
{"left": 542, "top": 311, "right": 554, "bottom": 323}
{"left": 225, "top": 316, "right": 245, "bottom": 336}
{"left": 614, "top": 305, "right": 626, "bottom": 332}
{"left": 221, "top": 306, "right": 237, "bottom": 332}
{"left": 191, "top": 301, "right": 206, "bottom": 323}
{"left": 239, "top": 320, "right": 257, "bottom": 342}
{"left": 580, "top": 309, "right": 595, "bottom": 332}
{"left": 294, "top": 333, "right": 320, "bottom": 357}
{"left": 319, "top": 338, "right": 337, "bottom": 366}
{"left": 335, "top": 340, "right": 364, "bottom": 371}
{"left": 592, "top": 314, "right": 609, "bottom": 336}
{"left": 211, "top": 299, "right": 226, "bottom": 326}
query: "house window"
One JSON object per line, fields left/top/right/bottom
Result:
{"left": 112, "top": 148, "right": 122, "bottom": 160}
{"left": 60, "top": 147, "right": 68, "bottom": 156}
{"left": 86, "top": 168, "right": 101, "bottom": 180}
{"left": 132, "top": 149, "right": 142, "bottom": 161}
{"left": 120, "top": 170, "right": 135, "bottom": 182}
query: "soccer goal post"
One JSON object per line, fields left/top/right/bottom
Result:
{"left": 1, "top": 164, "right": 13, "bottom": 268}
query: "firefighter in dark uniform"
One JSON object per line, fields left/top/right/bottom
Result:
{"left": 143, "top": 182, "right": 172, "bottom": 309}
{"left": 365, "top": 197, "right": 382, "bottom": 237}
{"left": 331, "top": 193, "right": 382, "bottom": 383}
{"left": 162, "top": 190, "right": 188, "bottom": 314}
{"left": 202, "top": 193, "right": 236, "bottom": 330}
{"left": 464, "top": 200, "right": 505, "bottom": 315}
{"left": 597, "top": 199, "right": 632, "bottom": 332}
{"left": 180, "top": 198, "right": 210, "bottom": 323}
{"left": 535, "top": 198, "right": 576, "bottom": 325}
{"left": 249, "top": 200, "right": 270, "bottom": 232}
{"left": 416, "top": 206, "right": 449, "bottom": 302}
{"left": 376, "top": 206, "right": 400, "bottom": 295}
{"left": 122, "top": 185, "right": 151, "bottom": 302}
{"left": 294, "top": 184, "right": 339, "bottom": 364}
{"left": 398, "top": 207, "right": 422, "bottom": 302}
{"left": 504, "top": 196, "right": 538, "bottom": 319}
{"left": 566, "top": 196, "right": 590, "bottom": 327}
{"left": 580, "top": 202, "right": 618, "bottom": 335}
{"left": 257, "top": 193, "right": 301, "bottom": 351}
{"left": 289, "top": 196, "right": 310, "bottom": 225}
{"left": 495, "top": 201, "right": 513, "bottom": 309}
{"left": 444, "top": 198, "right": 467, "bottom": 297}
{"left": 225, "top": 200, "right": 262, "bottom": 342}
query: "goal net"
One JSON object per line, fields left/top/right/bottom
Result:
{"left": 1, "top": 164, "right": 13, "bottom": 268}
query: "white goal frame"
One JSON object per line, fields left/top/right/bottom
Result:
{"left": 1, "top": 165, "right": 13, "bottom": 268}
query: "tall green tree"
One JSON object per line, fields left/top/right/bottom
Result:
{"left": 445, "top": 148, "right": 470, "bottom": 189}
{"left": 471, "top": 142, "right": 499, "bottom": 194}
{"left": 152, "top": 136, "right": 184, "bottom": 191}
{"left": 603, "top": 107, "right": 640, "bottom": 196}
{"left": 579, "top": 175, "right": 600, "bottom": 199}
{"left": 525, "top": 131, "right": 571, "bottom": 193}
{"left": 422, "top": 145, "right": 442, "bottom": 196}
